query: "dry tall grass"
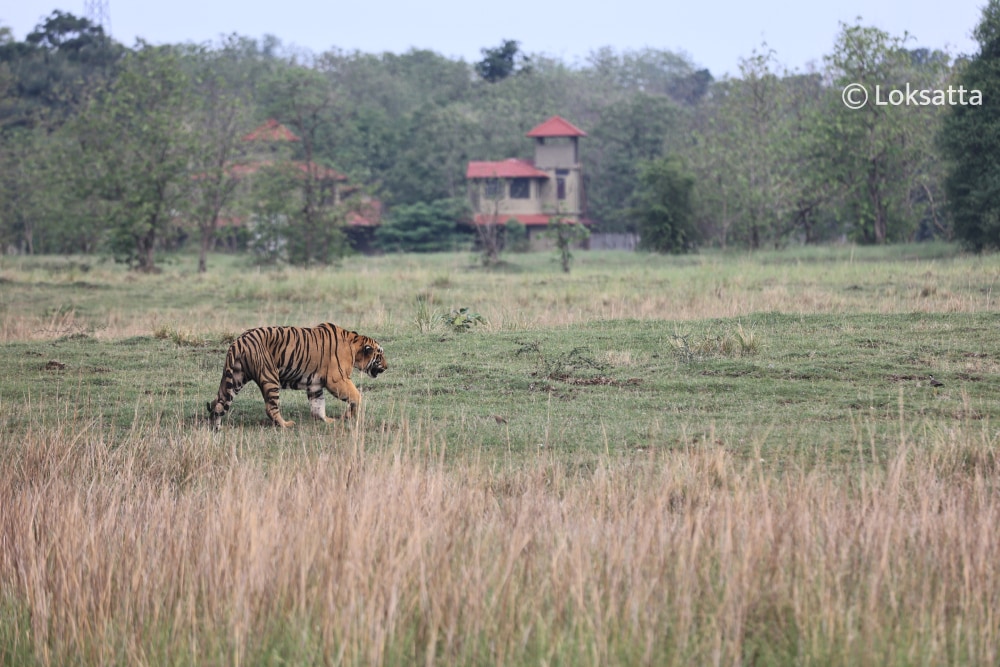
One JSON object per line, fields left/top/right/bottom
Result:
{"left": 2, "top": 410, "right": 998, "bottom": 665}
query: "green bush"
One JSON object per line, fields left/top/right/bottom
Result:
{"left": 503, "top": 218, "right": 529, "bottom": 252}
{"left": 376, "top": 198, "right": 470, "bottom": 252}
{"left": 630, "top": 156, "right": 699, "bottom": 254}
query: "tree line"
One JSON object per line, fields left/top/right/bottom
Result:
{"left": 1, "top": 7, "right": 998, "bottom": 270}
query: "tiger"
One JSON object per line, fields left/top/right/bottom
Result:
{"left": 206, "top": 323, "right": 387, "bottom": 429}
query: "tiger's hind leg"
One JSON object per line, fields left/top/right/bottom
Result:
{"left": 207, "top": 356, "right": 246, "bottom": 429}
{"left": 257, "top": 367, "right": 294, "bottom": 427}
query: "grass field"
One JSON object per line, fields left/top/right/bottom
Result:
{"left": 1, "top": 245, "right": 999, "bottom": 665}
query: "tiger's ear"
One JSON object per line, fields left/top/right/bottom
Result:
{"left": 363, "top": 345, "right": 373, "bottom": 353}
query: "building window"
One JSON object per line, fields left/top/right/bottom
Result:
{"left": 556, "top": 169, "right": 569, "bottom": 200}
{"left": 483, "top": 179, "right": 502, "bottom": 199}
{"left": 509, "top": 178, "right": 531, "bottom": 199}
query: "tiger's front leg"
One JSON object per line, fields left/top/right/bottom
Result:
{"left": 307, "top": 388, "right": 337, "bottom": 423}
{"left": 326, "top": 378, "right": 362, "bottom": 419}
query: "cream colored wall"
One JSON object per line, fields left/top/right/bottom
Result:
{"left": 472, "top": 174, "right": 584, "bottom": 221}
{"left": 474, "top": 179, "right": 541, "bottom": 218}
{"left": 534, "top": 138, "right": 582, "bottom": 219}
{"left": 534, "top": 143, "right": 576, "bottom": 169}
{"left": 536, "top": 170, "right": 582, "bottom": 217}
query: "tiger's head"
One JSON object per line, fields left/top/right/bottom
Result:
{"left": 355, "top": 337, "right": 387, "bottom": 378}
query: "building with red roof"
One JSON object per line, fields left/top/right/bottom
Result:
{"left": 212, "top": 120, "right": 380, "bottom": 236}
{"left": 466, "top": 116, "right": 587, "bottom": 241}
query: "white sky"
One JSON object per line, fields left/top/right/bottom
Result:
{"left": 2, "top": 1, "right": 984, "bottom": 77}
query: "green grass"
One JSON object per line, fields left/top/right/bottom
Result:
{"left": 1, "top": 244, "right": 1000, "bottom": 665}
{"left": 3, "top": 309, "right": 997, "bottom": 469}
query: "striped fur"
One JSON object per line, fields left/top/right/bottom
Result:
{"left": 206, "top": 323, "right": 386, "bottom": 429}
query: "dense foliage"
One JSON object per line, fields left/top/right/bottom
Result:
{"left": 0, "top": 8, "right": 990, "bottom": 266}
{"left": 940, "top": 0, "right": 1000, "bottom": 251}
{"left": 631, "top": 156, "right": 698, "bottom": 253}
{"left": 375, "top": 198, "right": 469, "bottom": 252}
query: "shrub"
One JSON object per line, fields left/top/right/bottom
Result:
{"left": 376, "top": 198, "right": 469, "bottom": 253}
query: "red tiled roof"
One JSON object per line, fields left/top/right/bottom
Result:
{"left": 525, "top": 115, "right": 587, "bottom": 138}
{"left": 243, "top": 119, "right": 300, "bottom": 142}
{"left": 466, "top": 159, "right": 549, "bottom": 179}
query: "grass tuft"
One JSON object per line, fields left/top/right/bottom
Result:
{"left": 153, "top": 325, "right": 209, "bottom": 347}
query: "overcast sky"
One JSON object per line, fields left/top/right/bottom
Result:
{"left": 2, "top": 1, "right": 985, "bottom": 77}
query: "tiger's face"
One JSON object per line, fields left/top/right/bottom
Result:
{"left": 356, "top": 338, "right": 387, "bottom": 378}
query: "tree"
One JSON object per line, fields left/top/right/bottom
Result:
{"left": 822, "top": 22, "right": 946, "bottom": 244}
{"left": 473, "top": 177, "right": 507, "bottom": 266}
{"left": 186, "top": 41, "right": 255, "bottom": 272}
{"left": 778, "top": 73, "right": 841, "bottom": 244}
{"left": 0, "top": 128, "right": 48, "bottom": 252}
{"left": 475, "top": 39, "right": 529, "bottom": 83}
{"left": 940, "top": 0, "right": 1000, "bottom": 250}
{"left": 585, "top": 47, "right": 713, "bottom": 106}
{"left": 75, "top": 44, "right": 195, "bottom": 271}
{"left": 387, "top": 104, "right": 477, "bottom": 205}
{"left": 685, "top": 48, "right": 799, "bottom": 249}
{"left": 246, "top": 161, "right": 300, "bottom": 264}
{"left": 545, "top": 216, "right": 590, "bottom": 272}
{"left": 0, "top": 11, "right": 121, "bottom": 130}
{"left": 261, "top": 66, "right": 349, "bottom": 265}
{"left": 316, "top": 47, "right": 473, "bottom": 201}
{"left": 587, "top": 93, "right": 680, "bottom": 232}
{"left": 630, "top": 156, "right": 698, "bottom": 253}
